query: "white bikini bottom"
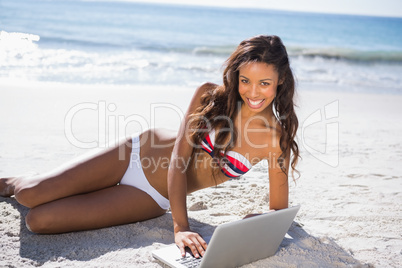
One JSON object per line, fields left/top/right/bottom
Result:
{"left": 119, "top": 135, "right": 170, "bottom": 210}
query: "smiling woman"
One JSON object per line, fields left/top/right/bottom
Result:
{"left": 1, "top": 35, "right": 300, "bottom": 259}
{"left": 238, "top": 63, "right": 279, "bottom": 114}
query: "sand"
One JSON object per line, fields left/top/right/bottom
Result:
{"left": 1, "top": 79, "right": 401, "bottom": 267}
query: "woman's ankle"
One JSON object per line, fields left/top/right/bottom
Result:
{"left": 0, "top": 177, "right": 16, "bottom": 197}
{"left": 0, "top": 172, "right": 39, "bottom": 198}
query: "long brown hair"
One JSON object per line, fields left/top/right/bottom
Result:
{"left": 190, "top": 35, "right": 299, "bottom": 178}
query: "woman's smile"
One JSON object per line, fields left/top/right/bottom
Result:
{"left": 238, "top": 62, "right": 279, "bottom": 115}
{"left": 247, "top": 98, "right": 266, "bottom": 109}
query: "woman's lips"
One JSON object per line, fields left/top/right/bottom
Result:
{"left": 247, "top": 98, "right": 265, "bottom": 109}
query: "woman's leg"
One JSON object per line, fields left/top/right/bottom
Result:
{"left": 25, "top": 184, "right": 166, "bottom": 234}
{"left": 1, "top": 137, "right": 133, "bottom": 208}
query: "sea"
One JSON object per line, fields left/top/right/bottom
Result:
{"left": 1, "top": 0, "right": 402, "bottom": 93}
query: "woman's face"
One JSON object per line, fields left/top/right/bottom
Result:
{"left": 238, "top": 62, "right": 280, "bottom": 116}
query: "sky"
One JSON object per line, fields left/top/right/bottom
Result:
{"left": 121, "top": 0, "right": 402, "bottom": 18}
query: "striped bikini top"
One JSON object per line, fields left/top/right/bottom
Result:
{"left": 201, "top": 129, "right": 253, "bottom": 178}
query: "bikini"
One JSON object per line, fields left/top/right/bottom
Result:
{"left": 201, "top": 129, "right": 252, "bottom": 178}
{"left": 119, "top": 135, "right": 171, "bottom": 210}
{"left": 119, "top": 130, "right": 253, "bottom": 210}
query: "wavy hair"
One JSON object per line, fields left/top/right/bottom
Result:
{"left": 190, "top": 35, "right": 299, "bottom": 178}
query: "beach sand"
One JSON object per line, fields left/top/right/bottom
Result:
{"left": 1, "top": 80, "right": 401, "bottom": 267}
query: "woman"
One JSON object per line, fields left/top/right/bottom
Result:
{"left": 0, "top": 35, "right": 299, "bottom": 258}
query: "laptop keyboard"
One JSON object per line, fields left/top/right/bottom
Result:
{"left": 176, "top": 255, "right": 203, "bottom": 268}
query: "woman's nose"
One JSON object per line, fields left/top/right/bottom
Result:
{"left": 249, "top": 84, "right": 259, "bottom": 97}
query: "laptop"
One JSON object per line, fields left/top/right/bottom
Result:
{"left": 152, "top": 205, "right": 300, "bottom": 268}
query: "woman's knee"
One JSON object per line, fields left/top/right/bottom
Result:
{"left": 14, "top": 182, "right": 41, "bottom": 208}
{"left": 25, "top": 207, "right": 52, "bottom": 234}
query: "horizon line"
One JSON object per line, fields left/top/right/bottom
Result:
{"left": 84, "top": 0, "right": 402, "bottom": 19}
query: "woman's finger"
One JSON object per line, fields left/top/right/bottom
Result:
{"left": 188, "top": 235, "right": 207, "bottom": 258}
{"left": 176, "top": 231, "right": 208, "bottom": 258}
{"left": 188, "top": 235, "right": 208, "bottom": 257}
{"left": 185, "top": 239, "right": 200, "bottom": 258}
{"left": 177, "top": 242, "right": 186, "bottom": 257}
{"left": 196, "top": 236, "right": 208, "bottom": 256}
{"left": 195, "top": 241, "right": 205, "bottom": 257}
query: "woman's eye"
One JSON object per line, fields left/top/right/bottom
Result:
{"left": 261, "top": 82, "right": 270, "bottom": 86}
{"left": 241, "top": 79, "right": 249, "bottom": 84}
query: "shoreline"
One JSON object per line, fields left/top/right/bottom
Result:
{"left": 1, "top": 80, "right": 401, "bottom": 267}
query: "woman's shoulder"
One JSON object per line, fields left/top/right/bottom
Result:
{"left": 189, "top": 82, "right": 220, "bottom": 105}
{"left": 184, "top": 82, "right": 220, "bottom": 120}
{"left": 196, "top": 82, "right": 219, "bottom": 93}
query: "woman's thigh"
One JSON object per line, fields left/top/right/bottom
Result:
{"left": 15, "top": 137, "right": 134, "bottom": 207}
{"left": 26, "top": 185, "right": 167, "bottom": 234}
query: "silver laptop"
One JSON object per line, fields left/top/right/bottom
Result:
{"left": 152, "top": 205, "right": 300, "bottom": 268}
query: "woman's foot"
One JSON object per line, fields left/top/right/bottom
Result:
{"left": 0, "top": 172, "right": 39, "bottom": 197}
{"left": 0, "top": 177, "right": 16, "bottom": 197}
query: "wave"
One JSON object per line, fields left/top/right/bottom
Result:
{"left": 3, "top": 30, "right": 401, "bottom": 64}
{"left": 40, "top": 36, "right": 124, "bottom": 49}
{"left": 182, "top": 44, "right": 402, "bottom": 63}
{"left": 173, "top": 45, "right": 402, "bottom": 63}
{"left": 1, "top": 31, "right": 401, "bottom": 90}
{"left": 287, "top": 46, "right": 402, "bottom": 63}
{"left": 191, "top": 45, "right": 236, "bottom": 56}
{"left": 0, "top": 31, "right": 40, "bottom": 50}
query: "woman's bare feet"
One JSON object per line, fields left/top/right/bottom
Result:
{"left": 0, "top": 177, "right": 16, "bottom": 197}
{"left": 0, "top": 172, "right": 39, "bottom": 197}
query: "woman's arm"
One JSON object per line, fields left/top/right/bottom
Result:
{"left": 243, "top": 153, "right": 288, "bottom": 219}
{"left": 168, "top": 82, "right": 216, "bottom": 258}
{"left": 267, "top": 147, "right": 290, "bottom": 211}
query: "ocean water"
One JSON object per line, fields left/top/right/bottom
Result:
{"left": 1, "top": 0, "right": 402, "bottom": 93}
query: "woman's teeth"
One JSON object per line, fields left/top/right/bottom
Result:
{"left": 248, "top": 99, "right": 265, "bottom": 109}
{"left": 249, "top": 99, "right": 263, "bottom": 105}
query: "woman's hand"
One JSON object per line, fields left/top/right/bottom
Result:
{"left": 175, "top": 230, "right": 208, "bottom": 258}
